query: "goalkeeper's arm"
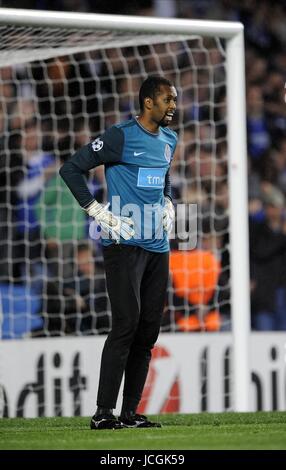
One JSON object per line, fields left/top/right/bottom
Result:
{"left": 59, "top": 126, "right": 134, "bottom": 242}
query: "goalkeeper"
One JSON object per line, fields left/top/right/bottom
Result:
{"left": 60, "top": 75, "right": 177, "bottom": 429}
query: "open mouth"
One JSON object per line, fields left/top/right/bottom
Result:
{"left": 165, "top": 112, "right": 174, "bottom": 121}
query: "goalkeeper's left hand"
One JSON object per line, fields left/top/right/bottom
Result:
{"left": 162, "top": 197, "right": 175, "bottom": 235}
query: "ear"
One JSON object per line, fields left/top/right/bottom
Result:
{"left": 144, "top": 97, "right": 153, "bottom": 110}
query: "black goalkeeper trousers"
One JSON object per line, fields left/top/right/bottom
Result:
{"left": 97, "top": 244, "right": 169, "bottom": 410}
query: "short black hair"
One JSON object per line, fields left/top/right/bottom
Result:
{"left": 77, "top": 241, "right": 93, "bottom": 254}
{"left": 139, "top": 75, "right": 173, "bottom": 111}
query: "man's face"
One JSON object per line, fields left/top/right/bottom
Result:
{"left": 149, "top": 85, "right": 177, "bottom": 127}
{"left": 77, "top": 249, "right": 95, "bottom": 277}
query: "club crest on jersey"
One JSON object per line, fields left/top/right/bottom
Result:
{"left": 164, "top": 144, "right": 171, "bottom": 163}
{"left": 92, "top": 138, "right": 103, "bottom": 152}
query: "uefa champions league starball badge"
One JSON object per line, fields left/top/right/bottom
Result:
{"left": 92, "top": 138, "right": 104, "bottom": 152}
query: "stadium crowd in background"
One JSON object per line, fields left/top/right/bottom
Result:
{"left": 0, "top": 0, "right": 285, "bottom": 335}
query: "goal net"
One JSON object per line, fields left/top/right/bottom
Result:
{"left": 0, "top": 10, "right": 250, "bottom": 414}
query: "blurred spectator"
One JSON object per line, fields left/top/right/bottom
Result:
{"left": 35, "top": 144, "right": 87, "bottom": 281}
{"left": 164, "top": 214, "right": 230, "bottom": 332}
{"left": 9, "top": 98, "right": 37, "bottom": 131}
{"left": 246, "top": 85, "right": 271, "bottom": 166}
{"left": 64, "top": 242, "right": 109, "bottom": 333}
{"left": 263, "top": 69, "right": 286, "bottom": 142}
{"left": 31, "top": 54, "right": 99, "bottom": 133}
{"left": 250, "top": 184, "right": 286, "bottom": 330}
{"left": 0, "top": 132, "right": 23, "bottom": 283}
{"left": 15, "top": 117, "right": 56, "bottom": 283}
{"left": 37, "top": 241, "right": 109, "bottom": 336}
{"left": 273, "top": 139, "right": 286, "bottom": 195}
{"left": 168, "top": 247, "right": 222, "bottom": 332}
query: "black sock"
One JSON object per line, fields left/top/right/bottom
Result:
{"left": 96, "top": 406, "right": 113, "bottom": 416}
{"left": 120, "top": 395, "right": 141, "bottom": 417}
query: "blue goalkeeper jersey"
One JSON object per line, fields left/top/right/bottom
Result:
{"left": 59, "top": 117, "right": 177, "bottom": 252}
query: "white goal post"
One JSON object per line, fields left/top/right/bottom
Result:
{"left": 0, "top": 8, "right": 250, "bottom": 413}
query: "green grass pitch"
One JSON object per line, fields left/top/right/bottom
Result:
{"left": 0, "top": 412, "right": 286, "bottom": 450}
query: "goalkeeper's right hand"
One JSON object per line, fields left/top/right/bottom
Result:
{"left": 85, "top": 200, "right": 135, "bottom": 243}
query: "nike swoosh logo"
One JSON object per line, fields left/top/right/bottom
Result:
{"left": 134, "top": 152, "right": 145, "bottom": 156}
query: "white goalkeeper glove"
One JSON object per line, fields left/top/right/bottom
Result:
{"left": 162, "top": 197, "right": 175, "bottom": 235}
{"left": 86, "top": 200, "right": 135, "bottom": 243}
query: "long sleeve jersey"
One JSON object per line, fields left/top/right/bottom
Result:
{"left": 60, "top": 117, "right": 177, "bottom": 252}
